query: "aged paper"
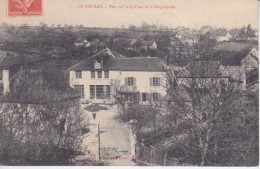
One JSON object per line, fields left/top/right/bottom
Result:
{"left": 0, "top": 0, "right": 258, "bottom": 166}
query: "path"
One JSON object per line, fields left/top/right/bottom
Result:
{"left": 81, "top": 104, "right": 136, "bottom": 166}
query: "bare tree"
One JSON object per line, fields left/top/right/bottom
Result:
{"left": 0, "top": 70, "right": 84, "bottom": 165}
{"left": 110, "top": 79, "right": 128, "bottom": 114}
{"left": 164, "top": 60, "right": 252, "bottom": 165}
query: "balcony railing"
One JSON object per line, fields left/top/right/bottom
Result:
{"left": 120, "top": 85, "right": 137, "bottom": 93}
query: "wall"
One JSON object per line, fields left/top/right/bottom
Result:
{"left": 70, "top": 70, "right": 166, "bottom": 103}
{"left": 241, "top": 48, "right": 258, "bottom": 70}
{"left": 3, "top": 70, "right": 10, "bottom": 95}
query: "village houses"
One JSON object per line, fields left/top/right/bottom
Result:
{"left": 175, "top": 42, "right": 259, "bottom": 91}
{"left": 140, "top": 41, "right": 157, "bottom": 51}
{"left": 68, "top": 40, "right": 258, "bottom": 106}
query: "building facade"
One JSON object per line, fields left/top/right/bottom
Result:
{"left": 68, "top": 48, "right": 166, "bottom": 104}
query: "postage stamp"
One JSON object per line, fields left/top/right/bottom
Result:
{"left": 8, "top": 0, "right": 42, "bottom": 16}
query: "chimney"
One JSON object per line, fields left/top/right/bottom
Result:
{"left": 3, "top": 70, "right": 10, "bottom": 95}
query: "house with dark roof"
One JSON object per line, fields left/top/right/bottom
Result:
{"left": 213, "top": 42, "right": 258, "bottom": 89}
{"left": 68, "top": 48, "right": 166, "bottom": 104}
{"left": 74, "top": 38, "right": 88, "bottom": 47}
{"left": 209, "top": 30, "right": 232, "bottom": 42}
{"left": 192, "top": 42, "right": 258, "bottom": 90}
{"left": 140, "top": 41, "right": 157, "bottom": 51}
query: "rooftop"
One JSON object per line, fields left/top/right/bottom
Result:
{"left": 68, "top": 48, "right": 165, "bottom": 72}
{"left": 197, "top": 42, "right": 258, "bottom": 66}
{"left": 213, "top": 42, "right": 257, "bottom": 53}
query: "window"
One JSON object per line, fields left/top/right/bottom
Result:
{"left": 91, "top": 71, "right": 95, "bottom": 78}
{"left": 75, "top": 71, "right": 82, "bottom": 78}
{"left": 105, "top": 85, "right": 110, "bottom": 99}
{"left": 142, "top": 93, "right": 147, "bottom": 102}
{"left": 98, "top": 71, "right": 102, "bottom": 78}
{"left": 96, "top": 85, "right": 104, "bottom": 99}
{"left": 90, "top": 85, "right": 95, "bottom": 99}
{"left": 152, "top": 93, "right": 159, "bottom": 101}
{"left": 151, "top": 77, "right": 160, "bottom": 86}
{"left": 74, "top": 85, "right": 84, "bottom": 99}
{"left": 104, "top": 71, "right": 109, "bottom": 78}
{"left": 127, "top": 77, "right": 134, "bottom": 86}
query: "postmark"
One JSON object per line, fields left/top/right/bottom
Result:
{"left": 8, "top": 0, "right": 42, "bottom": 16}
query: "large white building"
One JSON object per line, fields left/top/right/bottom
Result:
{"left": 68, "top": 48, "right": 167, "bottom": 104}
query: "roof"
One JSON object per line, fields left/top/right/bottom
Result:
{"left": 107, "top": 57, "right": 164, "bottom": 71}
{"left": 68, "top": 48, "right": 165, "bottom": 72}
{"left": 211, "top": 42, "right": 258, "bottom": 66}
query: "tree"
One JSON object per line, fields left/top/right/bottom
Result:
{"left": 239, "top": 24, "right": 256, "bottom": 38}
{"left": 163, "top": 60, "right": 258, "bottom": 166}
{"left": 39, "top": 22, "right": 48, "bottom": 31}
{"left": 0, "top": 70, "right": 84, "bottom": 165}
{"left": 246, "top": 24, "right": 256, "bottom": 38}
{"left": 110, "top": 79, "right": 128, "bottom": 114}
{"left": 156, "top": 31, "right": 171, "bottom": 57}
{"left": 140, "top": 22, "right": 150, "bottom": 30}
{"left": 128, "top": 24, "right": 136, "bottom": 31}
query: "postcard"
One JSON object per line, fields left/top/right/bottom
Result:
{"left": 0, "top": 0, "right": 258, "bottom": 166}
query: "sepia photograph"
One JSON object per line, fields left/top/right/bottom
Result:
{"left": 0, "top": 0, "right": 258, "bottom": 166}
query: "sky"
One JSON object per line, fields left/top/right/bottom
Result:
{"left": 0, "top": 0, "right": 258, "bottom": 29}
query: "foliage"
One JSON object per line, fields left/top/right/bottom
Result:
{"left": 0, "top": 70, "right": 85, "bottom": 165}
{"left": 123, "top": 60, "right": 258, "bottom": 166}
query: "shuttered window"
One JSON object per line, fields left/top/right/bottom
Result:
{"left": 150, "top": 77, "right": 160, "bottom": 86}
{"left": 126, "top": 77, "right": 135, "bottom": 86}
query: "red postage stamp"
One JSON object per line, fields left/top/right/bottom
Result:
{"left": 8, "top": 0, "right": 42, "bottom": 16}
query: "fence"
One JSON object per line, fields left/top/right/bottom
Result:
{"left": 135, "top": 142, "right": 180, "bottom": 166}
